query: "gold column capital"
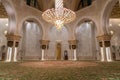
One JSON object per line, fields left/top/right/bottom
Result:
{"left": 68, "top": 40, "right": 78, "bottom": 49}
{"left": 97, "top": 35, "right": 111, "bottom": 47}
{"left": 6, "top": 34, "right": 21, "bottom": 41}
{"left": 40, "top": 40, "right": 50, "bottom": 45}
{"left": 68, "top": 40, "right": 78, "bottom": 45}
{"left": 97, "top": 35, "right": 111, "bottom": 42}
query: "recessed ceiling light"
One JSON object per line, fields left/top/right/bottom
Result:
{"left": 109, "top": 23, "right": 112, "bottom": 27}
{"left": 4, "top": 30, "right": 8, "bottom": 35}
{"left": 110, "top": 30, "right": 114, "bottom": 35}
{"left": 5, "top": 23, "right": 8, "bottom": 26}
{"left": 118, "top": 24, "right": 120, "bottom": 27}
{"left": 89, "top": 21, "right": 93, "bottom": 24}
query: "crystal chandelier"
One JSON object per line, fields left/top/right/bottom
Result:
{"left": 42, "top": 0, "right": 76, "bottom": 29}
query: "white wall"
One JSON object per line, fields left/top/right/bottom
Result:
{"left": 48, "top": 26, "right": 70, "bottom": 60}
{"left": 20, "top": 21, "right": 42, "bottom": 60}
{"left": 75, "top": 22, "right": 97, "bottom": 60}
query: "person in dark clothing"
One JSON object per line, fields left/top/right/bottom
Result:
{"left": 1, "top": 45, "right": 6, "bottom": 61}
{"left": 64, "top": 50, "right": 68, "bottom": 60}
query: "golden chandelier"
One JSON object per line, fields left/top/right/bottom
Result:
{"left": 42, "top": 0, "right": 76, "bottom": 29}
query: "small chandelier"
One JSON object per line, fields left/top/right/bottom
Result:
{"left": 42, "top": 0, "right": 76, "bottom": 29}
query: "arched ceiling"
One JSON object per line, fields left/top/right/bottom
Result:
{"left": 0, "top": 0, "right": 120, "bottom": 18}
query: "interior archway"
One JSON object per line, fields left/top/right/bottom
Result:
{"left": 75, "top": 20, "right": 99, "bottom": 60}
{"left": 108, "top": 1, "right": 120, "bottom": 60}
{"left": 19, "top": 20, "right": 43, "bottom": 60}
{"left": 48, "top": 26, "right": 70, "bottom": 60}
{"left": 0, "top": 2, "right": 8, "bottom": 61}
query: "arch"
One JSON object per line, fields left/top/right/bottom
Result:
{"left": 103, "top": 0, "right": 120, "bottom": 60}
{"left": 20, "top": 19, "right": 43, "bottom": 60}
{"left": 1, "top": 0, "right": 17, "bottom": 34}
{"left": 74, "top": 18, "right": 98, "bottom": 38}
{"left": 19, "top": 16, "right": 44, "bottom": 38}
{"left": 101, "top": 0, "right": 118, "bottom": 34}
{"left": 75, "top": 19, "right": 98, "bottom": 60}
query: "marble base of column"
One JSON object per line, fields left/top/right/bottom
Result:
{"left": 5, "top": 47, "right": 12, "bottom": 62}
{"left": 73, "top": 49, "right": 77, "bottom": 61}
{"left": 13, "top": 47, "right": 18, "bottom": 62}
{"left": 106, "top": 47, "right": 112, "bottom": 62}
{"left": 41, "top": 49, "right": 45, "bottom": 61}
{"left": 6, "top": 35, "right": 21, "bottom": 62}
{"left": 100, "top": 47, "right": 104, "bottom": 62}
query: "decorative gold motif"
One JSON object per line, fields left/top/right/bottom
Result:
{"left": 40, "top": 40, "right": 50, "bottom": 45}
{"left": 97, "top": 35, "right": 111, "bottom": 41}
{"left": 0, "top": 3, "right": 8, "bottom": 18}
{"left": 97, "top": 35, "right": 111, "bottom": 47}
{"left": 6, "top": 34, "right": 21, "bottom": 41}
{"left": 68, "top": 40, "right": 78, "bottom": 49}
{"left": 99, "top": 41, "right": 111, "bottom": 47}
{"left": 68, "top": 40, "right": 78, "bottom": 45}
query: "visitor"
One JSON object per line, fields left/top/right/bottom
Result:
{"left": 64, "top": 50, "right": 68, "bottom": 60}
{"left": 1, "top": 45, "right": 6, "bottom": 61}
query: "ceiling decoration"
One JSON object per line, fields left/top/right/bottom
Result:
{"left": 0, "top": 0, "right": 120, "bottom": 19}
{"left": 26, "top": 0, "right": 94, "bottom": 11}
{"left": 110, "top": 2, "right": 120, "bottom": 18}
{"left": 0, "top": 3, "right": 8, "bottom": 18}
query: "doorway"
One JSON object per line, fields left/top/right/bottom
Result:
{"left": 56, "top": 43, "right": 61, "bottom": 60}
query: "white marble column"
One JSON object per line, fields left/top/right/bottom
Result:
{"left": 97, "top": 35, "right": 112, "bottom": 62}
{"left": 106, "top": 47, "right": 112, "bottom": 62}
{"left": 6, "top": 47, "right": 12, "bottom": 62}
{"left": 100, "top": 47, "right": 104, "bottom": 61}
{"left": 41, "top": 49, "right": 44, "bottom": 60}
{"left": 73, "top": 49, "right": 77, "bottom": 61}
{"left": 102, "top": 40, "right": 107, "bottom": 62}
{"left": 11, "top": 41, "right": 16, "bottom": 62}
{"left": 5, "top": 35, "right": 21, "bottom": 62}
{"left": 13, "top": 47, "right": 17, "bottom": 62}
{"left": 40, "top": 40, "right": 49, "bottom": 61}
{"left": 6, "top": 42, "right": 18, "bottom": 62}
{"left": 100, "top": 47, "right": 112, "bottom": 62}
{"left": 68, "top": 40, "right": 77, "bottom": 61}
{"left": 100, "top": 45, "right": 111, "bottom": 62}
{"left": 70, "top": 48, "right": 72, "bottom": 60}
